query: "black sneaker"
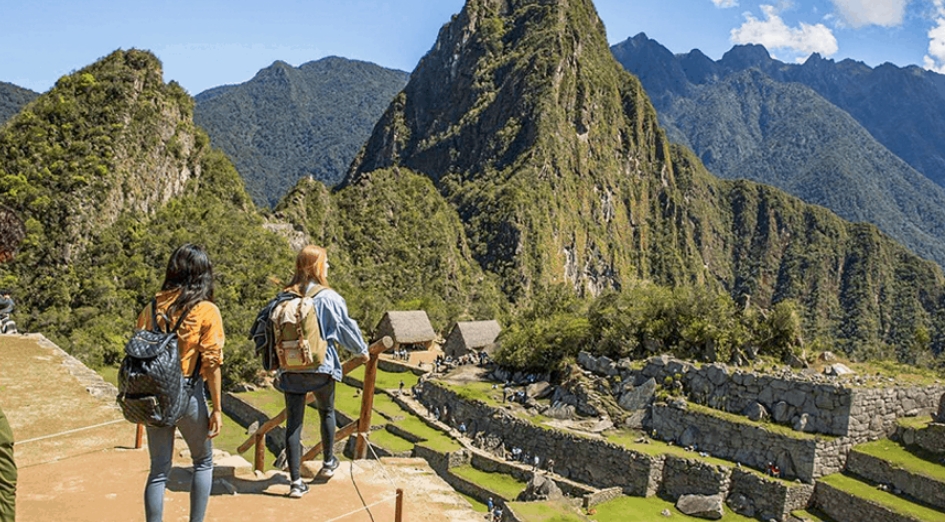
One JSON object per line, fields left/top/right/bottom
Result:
{"left": 321, "top": 456, "right": 340, "bottom": 478}
{"left": 288, "top": 480, "right": 309, "bottom": 499}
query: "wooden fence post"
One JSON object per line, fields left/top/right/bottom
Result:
{"left": 354, "top": 351, "right": 380, "bottom": 460}
{"left": 395, "top": 488, "right": 404, "bottom": 522}
{"left": 254, "top": 433, "right": 266, "bottom": 472}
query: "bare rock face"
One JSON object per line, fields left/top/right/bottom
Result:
{"left": 618, "top": 378, "right": 657, "bottom": 411}
{"left": 517, "top": 474, "right": 564, "bottom": 502}
{"left": 676, "top": 494, "right": 724, "bottom": 520}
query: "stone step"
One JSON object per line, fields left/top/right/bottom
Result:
{"left": 845, "top": 439, "right": 945, "bottom": 511}
{"left": 813, "top": 473, "right": 945, "bottom": 522}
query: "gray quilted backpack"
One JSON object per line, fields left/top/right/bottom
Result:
{"left": 117, "top": 299, "right": 200, "bottom": 427}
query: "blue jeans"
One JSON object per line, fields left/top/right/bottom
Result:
{"left": 145, "top": 383, "right": 213, "bottom": 522}
{"left": 284, "top": 374, "right": 336, "bottom": 482}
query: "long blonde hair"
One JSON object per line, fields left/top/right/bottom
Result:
{"left": 285, "top": 245, "right": 329, "bottom": 295}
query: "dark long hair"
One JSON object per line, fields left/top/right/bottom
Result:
{"left": 161, "top": 243, "right": 214, "bottom": 316}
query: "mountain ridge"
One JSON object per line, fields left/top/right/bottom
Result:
{"left": 194, "top": 56, "right": 409, "bottom": 207}
{"left": 612, "top": 33, "right": 945, "bottom": 269}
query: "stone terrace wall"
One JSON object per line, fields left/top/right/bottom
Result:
{"left": 648, "top": 403, "right": 848, "bottom": 482}
{"left": 417, "top": 381, "right": 659, "bottom": 495}
{"left": 223, "top": 392, "right": 287, "bottom": 456}
{"left": 814, "top": 482, "right": 918, "bottom": 522}
{"left": 846, "top": 450, "right": 945, "bottom": 511}
{"left": 659, "top": 455, "right": 731, "bottom": 500}
{"left": 897, "top": 423, "right": 945, "bottom": 455}
{"left": 727, "top": 469, "right": 814, "bottom": 521}
{"left": 628, "top": 356, "right": 945, "bottom": 441}
{"left": 849, "top": 387, "right": 945, "bottom": 441}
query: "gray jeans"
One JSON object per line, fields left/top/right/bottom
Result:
{"left": 145, "top": 382, "right": 213, "bottom": 522}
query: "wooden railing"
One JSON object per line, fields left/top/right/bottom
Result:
{"left": 236, "top": 336, "right": 394, "bottom": 471}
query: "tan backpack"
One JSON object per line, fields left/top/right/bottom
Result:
{"left": 270, "top": 285, "right": 329, "bottom": 371}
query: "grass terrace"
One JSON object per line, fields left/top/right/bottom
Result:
{"left": 685, "top": 402, "right": 832, "bottom": 441}
{"left": 589, "top": 495, "right": 756, "bottom": 521}
{"left": 506, "top": 495, "right": 759, "bottom": 521}
{"left": 346, "top": 365, "right": 420, "bottom": 390}
{"left": 790, "top": 508, "right": 836, "bottom": 521}
{"left": 852, "top": 439, "right": 945, "bottom": 482}
{"left": 897, "top": 415, "right": 935, "bottom": 431}
{"left": 450, "top": 465, "right": 528, "bottom": 500}
{"left": 819, "top": 473, "right": 945, "bottom": 521}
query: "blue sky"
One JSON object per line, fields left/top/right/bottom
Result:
{"left": 1, "top": 0, "right": 943, "bottom": 95}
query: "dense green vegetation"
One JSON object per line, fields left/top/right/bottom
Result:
{"left": 495, "top": 282, "right": 805, "bottom": 373}
{"left": 0, "top": 81, "right": 37, "bottom": 126}
{"left": 345, "top": 0, "right": 945, "bottom": 370}
{"left": 0, "top": 50, "right": 293, "bottom": 386}
{"left": 612, "top": 35, "right": 945, "bottom": 269}
{"left": 4, "top": 0, "right": 945, "bottom": 389}
{"left": 194, "top": 57, "right": 408, "bottom": 207}
{"left": 278, "top": 167, "right": 508, "bottom": 333}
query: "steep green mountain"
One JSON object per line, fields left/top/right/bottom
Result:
{"left": 613, "top": 35, "right": 945, "bottom": 188}
{"left": 0, "top": 81, "right": 37, "bottom": 125}
{"left": 346, "top": 0, "right": 945, "bottom": 358}
{"left": 0, "top": 50, "right": 294, "bottom": 384}
{"left": 610, "top": 35, "right": 945, "bottom": 267}
{"left": 194, "top": 57, "right": 409, "bottom": 207}
{"left": 274, "top": 168, "right": 507, "bottom": 330}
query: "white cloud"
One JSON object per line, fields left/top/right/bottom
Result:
{"left": 829, "top": 0, "right": 909, "bottom": 28}
{"left": 924, "top": 0, "right": 945, "bottom": 73}
{"left": 731, "top": 5, "right": 839, "bottom": 59}
{"left": 711, "top": 0, "right": 739, "bottom": 7}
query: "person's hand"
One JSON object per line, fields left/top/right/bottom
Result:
{"left": 358, "top": 352, "right": 370, "bottom": 364}
{"left": 208, "top": 410, "right": 223, "bottom": 439}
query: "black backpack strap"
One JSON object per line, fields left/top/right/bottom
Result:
{"left": 171, "top": 306, "right": 191, "bottom": 333}
{"left": 150, "top": 298, "right": 159, "bottom": 331}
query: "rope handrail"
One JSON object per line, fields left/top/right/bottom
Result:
{"left": 322, "top": 492, "right": 399, "bottom": 522}
{"left": 18, "top": 418, "right": 126, "bottom": 445}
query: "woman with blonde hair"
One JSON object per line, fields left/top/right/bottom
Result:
{"left": 275, "top": 245, "right": 368, "bottom": 498}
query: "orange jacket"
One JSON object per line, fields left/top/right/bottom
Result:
{"left": 136, "top": 289, "right": 224, "bottom": 381}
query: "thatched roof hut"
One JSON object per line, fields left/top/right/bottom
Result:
{"left": 373, "top": 310, "right": 437, "bottom": 350}
{"left": 443, "top": 320, "right": 501, "bottom": 357}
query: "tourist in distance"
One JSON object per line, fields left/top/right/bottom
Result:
{"left": 274, "top": 245, "right": 369, "bottom": 499}
{"left": 139, "top": 244, "right": 225, "bottom": 522}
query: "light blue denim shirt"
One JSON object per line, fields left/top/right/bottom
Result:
{"left": 309, "top": 285, "right": 369, "bottom": 381}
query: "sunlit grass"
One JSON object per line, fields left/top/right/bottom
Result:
{"left": 450, "top": 465, "right": 527, "bottom": 500}
{"left": 589, "top": 495, "right": 756, "bottom": 521}
{"left": 853, "top": 439, "right": 945, "bottom": 482}
{"left": 820, "top": 473, "right": 945, "bottom": 520}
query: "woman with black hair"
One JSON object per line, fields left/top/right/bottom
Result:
{"left": 137, "top": 244, "right": 224, "bottom": 522}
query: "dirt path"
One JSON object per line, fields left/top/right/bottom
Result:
{"left": 3, "top": 334, "right": 483, "bottom": 522}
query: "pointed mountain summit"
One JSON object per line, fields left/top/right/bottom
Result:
{"left": 350, "top": 0, "right": 680, "bottom": 298}
{"left": 344, "top": 0, "right": 945, "bottom": 354}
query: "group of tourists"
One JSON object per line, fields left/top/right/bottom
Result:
{"left": 126, "top": 244, "right": 371, "bottom": 519}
